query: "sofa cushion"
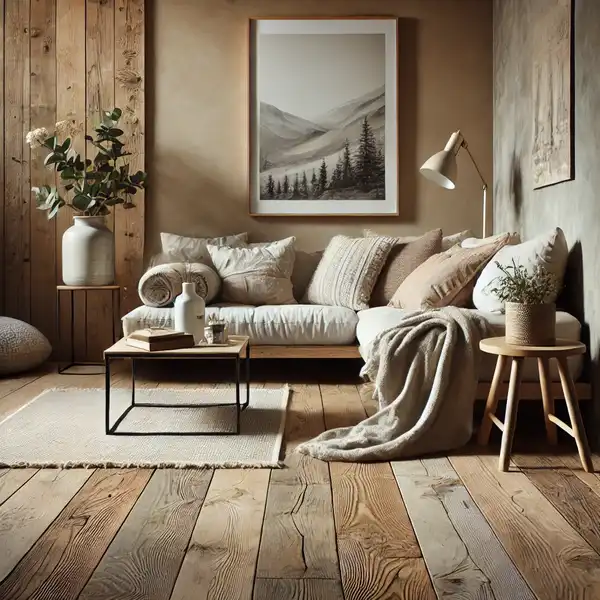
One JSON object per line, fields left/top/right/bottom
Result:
{"left": 356, "top": 306, "right": 583, "bottom": 382}
{"left": 207, "top": 237, "right": 297, "bottom": 305}
{"left": 389, "top": 236, "right": 510, "bottom": 309}
{"left": 473, "top": 227, "right": 569, "bottom": 313}
{"left": 160, "top": 231, "right": 248, "bottom": 265}
{"left": 366, "top": 229, "right": 443, "bottom": 306}
{"left": 138, "top": 262, "right": 220, "bottom": 307}
{"left": 122, "top": 304, "right": 358, "bottom": 346}
{"left": 305, "top": 235, "right": 394, "bottom": 310}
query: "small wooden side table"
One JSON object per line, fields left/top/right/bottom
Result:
{"left": 478, "top": 336, "right": 593, "bottom": 473}
{"left": 57, "top": 285, "right": 121, "bottom": 374}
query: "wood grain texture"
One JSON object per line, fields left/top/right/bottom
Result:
{"left": 170, "top": 469, "right": 268, "bottom": 600}
{"left": 79, "top": 469, "right": 212, "bottom": 600}
{"left": 330, "top": 461, "right": 435, "bottom": 600}
{"left": 0, "top": 469, "right": 92, "bottom": 582}
{"left": 253, "top": 578, "right": 344, "bottom": 600}
{"left": 4, "top": 0, "right": 31, "bottom": 321}
{"left": 321, "top": 383, "right": 367, "bottom": 430}
{"left": 271, "top": 384, "right": 328, "bottom": 485}
{"left": 0, "top": 468, "right": 152, "bottom": 600}
{"left": 257, "top": 482, "right": 338, "bottom": 580}
{"left": 251, "top": 346, "right": 361, "bottom": 359}
{"left": 450, "top": 452, "right": 600, "bottom": 598}
{"left": 29, "top": 0, "right": 57, "bottom": 346}
{"left": 56, "top": 0, "right": 86, "bottom": 359}
{"left": 114, "top": 0, "right": 145, "bottom": 316}
{"left": 513, "top": 453, "right": 600, "bottom": 555}
{"left": 393, "top": 458, "right": 535, "bottom": 600}
{"left": 0, "top": 468, "right": 38, "bottom": 505}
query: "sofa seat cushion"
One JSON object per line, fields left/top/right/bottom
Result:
{"left": 356, "top": 307, "right": 583, "bottom": 382}
{"left": 122, "top": 304, "right": 358, "bottom": 346}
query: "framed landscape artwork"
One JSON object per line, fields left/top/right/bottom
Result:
{"left": 249, "top": 17, "right": 399, "bottom": 216}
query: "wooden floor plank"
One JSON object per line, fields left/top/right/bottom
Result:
{"left": 513, "top": 453, "right": 600, "bottom": 556}
{"left": 559, "top": 451, "right": 600, "bottom": 497}
{"left": 450, "top": 453, "right": 600, "bottom": 598}
{"left": 330, "top": 461, "right": 434, "bottom": 600}
{"left": 271, "top": 384, "right": 329, "bottom": 486}
{"left": 170, "top": 469, "right": 269, "bottom": 600}
{"left": 357, "top": 381, "right": 378, "bottom": 417}
{"left": 79, "top": 469, "right": 212, "bottom": 600}
{"left": 0, "top": 468, "right": 152, "bottom": 600}
{"left": 0, "top": 468, "right": 38, "bottom": 505}
{"left": 257, "top": 482, "right": 338, "bottom": 580}
{"left": 253, "top": 578, "right": 344, "bottom": 600}
{"left": 321, "top": 384, "right": 367, "bottom": 430}
{"left": 394, "top": 457, "right": 535, "bottom": 600}
{"left": 0, "top": 469, "right": 93, "bottom": 582}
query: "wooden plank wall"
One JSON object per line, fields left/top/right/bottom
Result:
{"left": 1, "top": 0, "right": 145, "bottom": 361}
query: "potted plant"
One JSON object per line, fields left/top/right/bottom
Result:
{"left": 487, "top": 259, "right": 560, "bottom": 346}
{"left": 27, "top": 108, "right": 147, "bottom": 286}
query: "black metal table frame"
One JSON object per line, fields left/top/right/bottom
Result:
{"left": 104, "top": 341, "right": 251, "bottom": 435}
{"left": 57, "top": 286, "right": 121, "bottom": 374}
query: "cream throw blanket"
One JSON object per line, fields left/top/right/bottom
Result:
{"left": 297, "top": 307, "right": 493, "bottom": 461}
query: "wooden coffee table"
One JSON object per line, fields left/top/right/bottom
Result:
{"left": 103, "top": 335, "right": 250, "bottom": 435}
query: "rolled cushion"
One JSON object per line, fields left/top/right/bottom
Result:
{"left": 0, "top": 317, "right": 51, "bottom": 375}
{"left": 138, "top": 262, "right": 220, "bottom": 307}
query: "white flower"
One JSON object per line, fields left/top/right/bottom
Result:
{"left": 25, "top": 127, "right": 49, "bottom": 149}
{"left": 55, "top": 119, "right": 79, "bottom": 138}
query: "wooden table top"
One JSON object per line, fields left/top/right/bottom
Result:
{"left": 104, "top": 335, "right": 249, "bottom": 357}
{"left": 480, "top": 336, "right": 586, "bottom": 358}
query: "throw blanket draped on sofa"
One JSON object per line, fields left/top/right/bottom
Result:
{"left": 297, "top": 307, "right": 494, "bottom": 462}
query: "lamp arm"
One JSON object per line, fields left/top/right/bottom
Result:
{"left": 462, "top": 143, "right": 489, "bottom": 237}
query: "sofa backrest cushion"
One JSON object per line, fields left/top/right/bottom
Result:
{"left": 160, "top": 231, "right": 248, "bottom": 266}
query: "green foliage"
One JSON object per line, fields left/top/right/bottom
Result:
{"left": 31, "top": 108, "right": 147, "bottom": 220}
{"left": 486, "top": 259, "right": 560, "bottom": 304}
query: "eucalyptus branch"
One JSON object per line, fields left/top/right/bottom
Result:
{"left": 27, "top": 108, "right": 147, "bottom": 220}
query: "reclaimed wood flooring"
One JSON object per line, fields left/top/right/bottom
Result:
{"left": 0, "top": 367, "right": 599, "bottom": 599}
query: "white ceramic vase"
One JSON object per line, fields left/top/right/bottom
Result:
{"left": 62, "top": 215, "right": 115, "bottom": 286}
{"left": 174, "top": 282, "right": 206, "bottom": 344}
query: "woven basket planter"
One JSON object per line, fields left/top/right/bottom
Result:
{"left": 505, "top": 302, "right": 556, "bottom": 346}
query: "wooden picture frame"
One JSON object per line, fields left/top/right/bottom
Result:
{"left": 248, "top": 17, "right": 399, "bottom": 216}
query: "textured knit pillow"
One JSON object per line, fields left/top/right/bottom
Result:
{"left": 473, "top": 227, "right": 568, "bottom": 313}
{"left": 389, "top": 234, "right": 511, "bottom": 309}
{"left": 138, "top": 262, "right": 221, "bottom": 307}
{"left": 305, "top": 235, "right": 394, "bottom": 310}
{"left": 367, "top": 229, "right": 443, "bottom": 306}
{"left": 365, "top": 229, "right": 473, "bottom": 251}
{"left": 160, "top": 231, "right": 248, "bottom": 264}
{"left": 207, "top": 237, "right": 297, "bottom": 305}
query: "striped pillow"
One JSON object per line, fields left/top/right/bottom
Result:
{"left": 305, "top": 235, "right": 394, "bottom": 310}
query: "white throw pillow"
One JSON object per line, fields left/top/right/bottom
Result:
{"left": 160, "top": 231, "right": 248, "bottom": 264}
{"left": 473, "top": 227, "right": 569, "bottom": 313}
{"left": 207, "top": 237, "right": 297, "bottom": 305}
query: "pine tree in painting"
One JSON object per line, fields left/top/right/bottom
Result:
{"left": 310, "top": 169, "right": 318, "bottom": 198}
{"left": 375, "top": 146, "right": 385, "bottom": 197}
{"left": 341, "top": 138, "right": 355, "bottom": 187}
{"left": 291, "top": 173, "right": 302, "bottom": 199}
{"left": 276, "top": 179, "right": 282, "bottom": 198}
{"left": 266, "top": 174, "right": 275, "bottom": 199}
{"left": 355, "top": 117, "right": 379, "bottom": 191}
{"left": 283, "top": 174, "right": 290, "bottom": 196}
{"left": 331, "top": 155, "right": 343, "bottom": 189}
{"left": 300, "top": 171, "right": 309, "bottom": 198}
{"left": 318, "top": 159, "right": 328, "bottom": 197}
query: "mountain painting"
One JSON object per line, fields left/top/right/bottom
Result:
{"left": 250, "top": 19, "right": 398, "bottom": 216}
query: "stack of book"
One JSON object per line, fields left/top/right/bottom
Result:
{"left": 125, "top": 328, "right": 195, "bottom": 351}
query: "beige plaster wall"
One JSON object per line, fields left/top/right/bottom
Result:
{"left": 146, "top": 0, "right": 492, "bottom": 254}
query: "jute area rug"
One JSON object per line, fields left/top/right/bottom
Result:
{"left": 0, "top": 386, "right": 290, "bottom": 468}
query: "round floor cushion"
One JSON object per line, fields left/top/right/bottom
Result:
{"left": 0, "top": 317, "right": 51, "bottom": 375}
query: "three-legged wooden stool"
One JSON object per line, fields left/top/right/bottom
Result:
{"left": 478, "top": 337, "right": 593, "bottom": 473}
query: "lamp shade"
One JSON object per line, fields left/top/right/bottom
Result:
{"left": 420, "top": 150, "right": 457, "bottom": 190}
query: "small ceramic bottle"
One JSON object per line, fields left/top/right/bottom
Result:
{"left": 174, "top": 282, "right": 205, "bottom": 344}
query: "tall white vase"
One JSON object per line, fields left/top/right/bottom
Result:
{"left": 174, "top": 282, "right": 205, "bottom": 344}
{"left": 62, "top": 216, "right": 115, "bottom": 286}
